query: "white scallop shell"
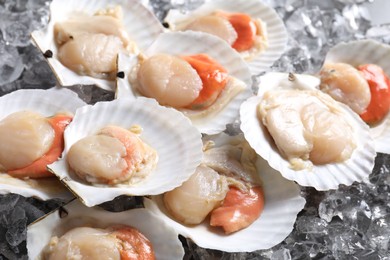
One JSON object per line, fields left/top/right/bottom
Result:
{"left": 323, "top": 39, "right": 390, "bottom": 154}
{"left": 164, "top": 0, "right": 288, "bottom": 75}
{"left": 48, "top": 97, "right": 203, "bottom": 207}
{"left": 144, "top": 133, "right": 306, "bottom": 252}
{"left": 0, "top": 88, "right": 86, "bottom": 200}
{"left": 27, "top": 199, "right": 184, "bottom": 260}
{"left": 240, "top": 72, "right": 376, "bottom": 191}
{"left": 31, "top": 0, "right": 164, "bottom": 91}
{"left": 116, "top": 31, "right": 253, "bottom": 135}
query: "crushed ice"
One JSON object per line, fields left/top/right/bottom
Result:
{"left": 0, "top": 0, "right": 389, "bottom": 259}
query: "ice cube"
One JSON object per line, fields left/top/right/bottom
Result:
{"left": 0, "top": 43, "right": 24, "bottom": 86}
{"left": 271, "top": 248, "right": 291, "bottom": 260}
{"left": 366, "top": 214, "right": 390, "bottom": 252}
{"left": 5, "top": 206, "right": 26, "bottom": 247}
{"left": 296, "top": 216, "right": 328, "bottom": 234}
{"left": 21, "top": 60, "right": 56, "bottom": 88}
{"left": 98, "top": 195, "right": 143, "bottom": 212}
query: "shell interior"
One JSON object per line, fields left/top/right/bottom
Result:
{"left": 324, "top": 39, "right": 390, "bottom": 154}
{"left": 0, "top": 88, "right": 86, "bottom": 200}
{"left": 116, "top": 53, "right": 139, "bottom": 100}
{"left": 48, "top": 97, "right": 203, "bottom": 207}
{"left": 164, "top": 0, "right": 288, "bottom": 75}
{"left": 31, "top": 0, "right": 164, "bottom": 91}
{"left": 116, "top": 31, "right": 253, "bottom": 135}
{"left": 27, "top": 199, "right": 185, "bottom": 260}
{"left": 144, "top": 133, "right": 306, "bottom": 252}
{"left": 240, "top": 72, "right": 376, "bottom": 191}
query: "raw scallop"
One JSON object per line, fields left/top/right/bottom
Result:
{"left": 259, "top": 89, "right": 356, "bottom": 169}
{"left": 67, "top": 125, "right": 157, "bottom": 185}
{"left": 45, "top": 227, "right": 120, "bottom": 260}
{"left": 0, "top": 88, "right": 85, "bottom": 200}
{"left": 137, "top": 54, "right": 202, "bottom": 108}
{"left": 27, "top": 200, "right": 184, "bottom": 259}
{"left": 164, "top": 165, "right": 229, "bottom": 225}
{"left": 116, "top": 31, "right": 253, "bottom": 134}
{"left": 0, "top": 111, "right": 54, "bottom": 171}
{"left": 240, "top": 72, "right": 375, "bottom": 190}
{"left": 47, "top": 97, "right": 203, "bottom": 207}
{"left": 57, "top": 34, "right": 126, "bottom": 79}
{"left": 319, "top": 62, "right": 371, "bottom": 114}
{"left": 164, "top": 0, "right": 287, "bottom": 74}
{"left": 31, "top": 0, "right": 164, "bottom": 91}
{"left": 144, "top": 133, "right": 306, "bottom": 252}
{"left": 185, "top": 15, "right": 238, "bottom": 46}
{"left": 320, "top": 39, "right": 390, "bottom": 154}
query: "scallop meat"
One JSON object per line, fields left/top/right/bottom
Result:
{"left": 240, "top": 72, "right": 376, "bottom": 190}
{"left": 164, "top": 0, "right": 287, "bottom": 75}
{"left": 318, "top": 39, "right": 390, "bottom": 154}
{"left": 145, "top": 133, "right": 306, "bottom": 252}
{"left": 0, "top": 88, "right": 86, "bottom": 200}
{"left": 27, "top": 199, "right": 184, "bottom": 259}
{"left": 31, "top": 0, "right": 164, "bottom": 91}
{"left": 48, "top": 97, "right": 203, "bottom": 207}
{"left": 116, "top": 31, "right": 253, "bottom": 135}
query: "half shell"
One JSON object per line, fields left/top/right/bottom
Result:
{"left": 164, "top": 0, "right": 287, "bottom": 75}
{"left": 144, "top": 133, "right": 306, "bottom": 252}
{"left": 116, "top": 31, "right": 253, "bottom": 135}
{"left": 48, "top": 97, "right": 203, "bottom": 207}
{"left": 0, "top": 88, "right": 86, "bottom": 200}
{"left": 27, "top": 199, "right": 184, "bottom": 259}
{"left": 240, "top": 72, "right": 376, "bottom": 191}
{"left": 322, "top": 39, "right": 390, "bottom": 154}
{"left": 31, "top": 0, "right": 164, "bottom": 91}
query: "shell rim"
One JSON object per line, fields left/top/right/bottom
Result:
{"left": 239, "top": 72, "right": 376, "bottom": 191}
{"left": 26, "top": 199, "right": 185, "bottom": 259}
{"left": 144, "top": 133, "right": 306, "bottom": 252}
{"left": 0, "top": 88, "right": 86, "bottom": 200}
{"left": 322, "top": 39, "right": 390, "bottom": 154}
{"left": 30, "top": 0, "right": 164, "bottom": 92}
{"left": 116, "top": 30, "right": 253, "bottom": 135}
{"left": 48, "top": 97, "right": 204, "bottom": 207}
{"left": 164, "top": 0, "right": 288, "bottom": 75}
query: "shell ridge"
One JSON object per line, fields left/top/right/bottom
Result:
{"left": 144, "top": 133, "right": 305, "bottom": 252}
{"left": 50, "top": 97, "right": 203, "bottom": 206}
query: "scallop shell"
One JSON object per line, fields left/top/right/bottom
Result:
{"left": 144, "top": 133, "right": 306, "bottom": 252}
{"left": 164, "top": 0, "right": 288, "bottom": 75}
{"left": 116, "top": 31, "right": 253, "bottom": 135}
{"left": 0, "top": 88, "right": 86, "bottom": 200}
{"left": 240, "top": 72, "right": 376, "bottom": 191}
{"left": 323, "top": 39, "right": 390, "bottom": 154}
{"left": 31, "top": 0, "right": 164, "bottom": 91}
{"left": 27, "top": 199, "right": 184, "bottom": 259}
{"left": 48, "top": 97, "right": 203, "bottom": 207}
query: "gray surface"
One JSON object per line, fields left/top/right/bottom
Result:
{"left": 0, "top": 0, "right": 389, "bottom": 259}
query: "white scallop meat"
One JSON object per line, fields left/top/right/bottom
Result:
{"left": 0, "top": 88, "right": 86, "bottom": 200}
{"left": 48, "top": 97, "right": 203, "bottom": 207}
{"left": 240, "top": 72, "right": 376, "bottom": 190}
{"left": 116, "top": 31, "right": 253, "bottom": 135}
{"left": 145, "top": 133, "right": 306, "bottom": 252}
{"left": 27, "top": 199, "right": 184, "bottom": 260}
{"left": 321, "top": 39, "right": 390, "bottom": 154}
{"left": 164, "top": 0, "right": 287, "bottom": 75}
{"left": 31, "top": 0, "right": 164, "bottom": 91}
